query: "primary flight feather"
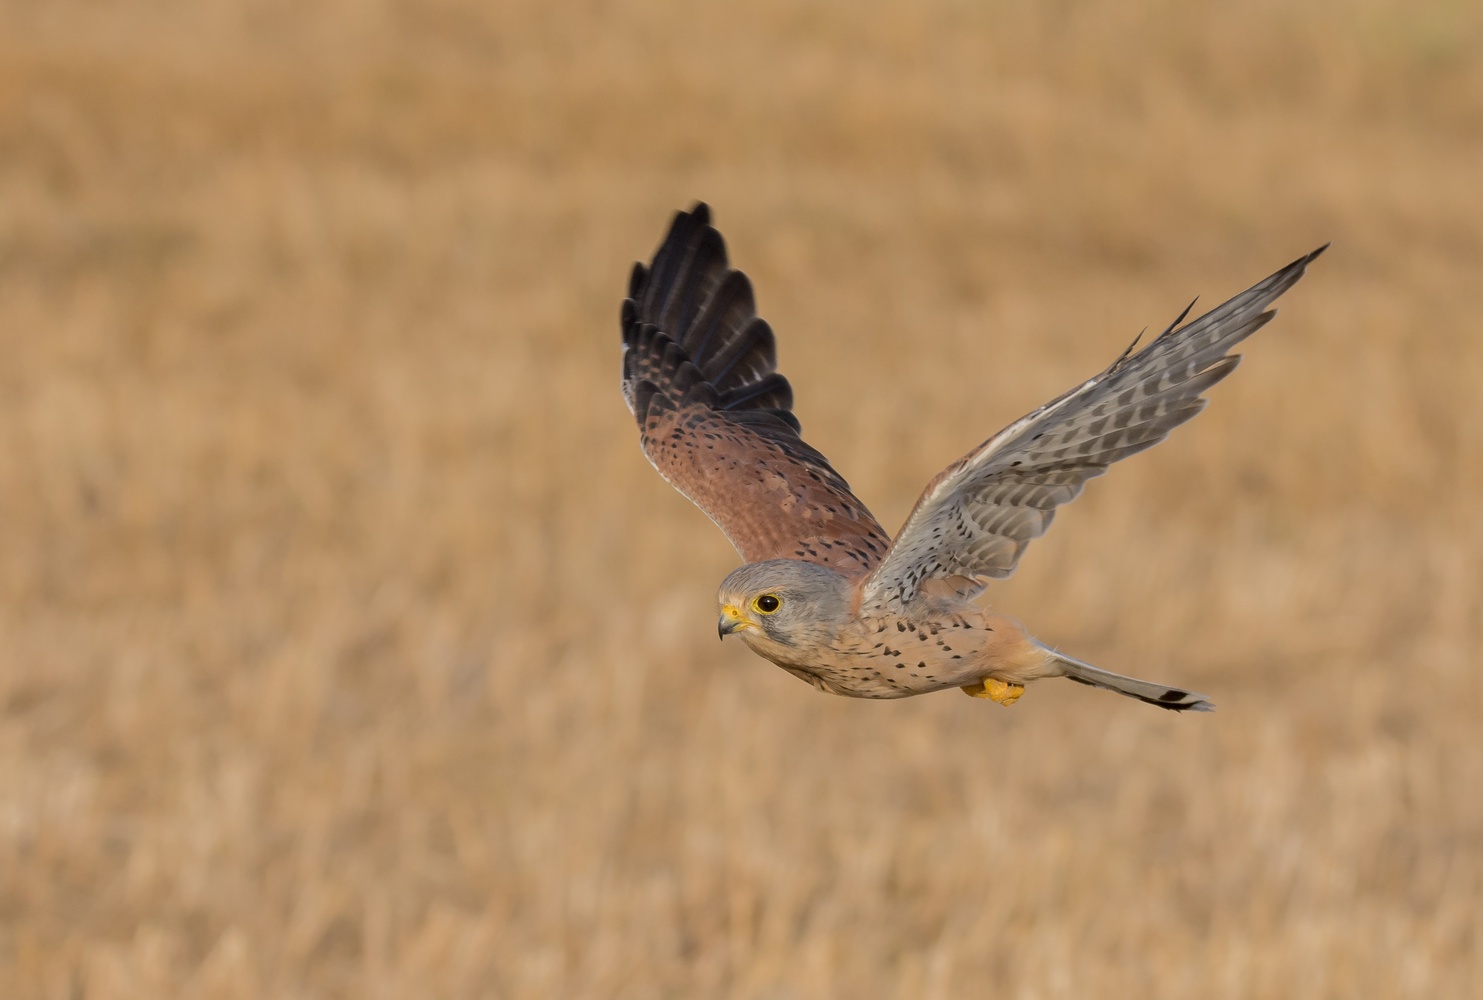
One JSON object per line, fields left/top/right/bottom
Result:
{"left": 622, "top": 203, "right": 1324, "bottom": 710}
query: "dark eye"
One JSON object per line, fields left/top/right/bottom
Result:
{"left": 753, "top": 594, "right": 781, "bottom": 614}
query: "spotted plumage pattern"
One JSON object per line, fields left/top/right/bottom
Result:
{"left": 622, "top": 203, "right": 1325, "bottom": 712}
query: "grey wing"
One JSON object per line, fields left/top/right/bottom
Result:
{"left": 860, "top": 245, "right": 1327, "bottom": 611}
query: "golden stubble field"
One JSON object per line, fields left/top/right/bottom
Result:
{"left": 1, "top": 1, "right": 1480, "bottom": 997}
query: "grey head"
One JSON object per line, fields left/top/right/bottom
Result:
{"left": 716, "top": 559, "right": 853, "bottom": 660}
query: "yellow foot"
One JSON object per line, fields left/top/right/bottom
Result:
{"left": 960, "top": 678, "right": 1025, "bottom": 706}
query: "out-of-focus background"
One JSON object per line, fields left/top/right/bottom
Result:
{"left": 2, "top": 1, "right": 1480, "bottom": 997}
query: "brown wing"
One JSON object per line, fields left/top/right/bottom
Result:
{"left": 621, "top": 204, "right": 890, "bottom": 578}
{"left": 860, "top": 245, "right": 1328, "bottom": 611}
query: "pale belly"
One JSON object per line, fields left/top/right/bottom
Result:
{"left": 761, "top": 609, "right": 1034, "bottom": 700}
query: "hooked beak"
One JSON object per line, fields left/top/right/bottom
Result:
{"left": 718, "top": 604, "right": 751, "bottom": 639}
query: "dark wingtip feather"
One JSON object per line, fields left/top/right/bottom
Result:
{"left": 621, "top": 204, "right": 809, "bottom": 435}
{"left": 1265, "top": 242, "right": 1330, "bottom": 295}
{"left": 1156, "top": 298, "right": 1199, "bottom": 342}
{"left": 1108, "top": 328, "right": 1145, "bottom": 372}
{"left": 631, "top": 379, "right": 659, "bottom": 421}
{"left": 1163, "top": 244, "right": 1326, "bottom": 347}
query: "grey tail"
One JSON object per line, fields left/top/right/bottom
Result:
{"left": 1038, "top": 643, "right": 1213, "bottom": 712}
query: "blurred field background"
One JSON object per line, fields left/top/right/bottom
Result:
{"left": 1, "top": 1, "right": 1481, "bottom": 997}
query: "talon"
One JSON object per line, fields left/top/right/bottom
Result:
{"left": 961, "top": 678, "right": 1025, "bottom": 706}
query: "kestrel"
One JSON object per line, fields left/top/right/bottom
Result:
{"left": 621, "top": 204, "right": 1323, "bottom": 710}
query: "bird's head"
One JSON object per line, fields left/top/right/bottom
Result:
{"left": 716, "top": 559, "right": 851, "bottom": 657}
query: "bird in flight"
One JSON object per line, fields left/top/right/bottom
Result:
{"left": 620, "top": 204, "right": 1324, "bottom": 711}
